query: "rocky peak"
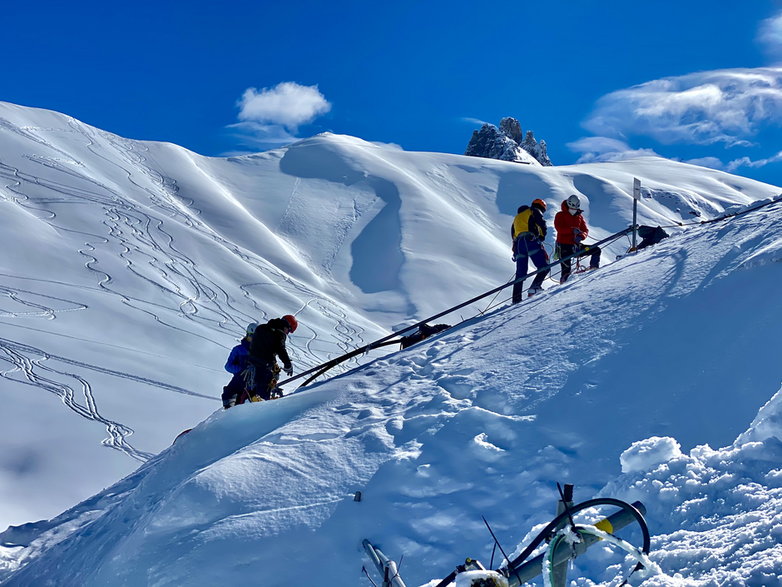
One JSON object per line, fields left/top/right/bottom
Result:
{"left": 521, "top": 130, "right": 552, "bottom": 167}
{"left": 498, "top": 117, "right": 522, "bottom": 144}
{"left": 464, "top": 117, "right": 552, "bottom": 166}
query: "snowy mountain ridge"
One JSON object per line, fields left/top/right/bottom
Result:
{"left": 1, "top": 101, "right": 782, "bottom": 585}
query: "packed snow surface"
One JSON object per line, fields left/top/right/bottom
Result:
{"left": 0, "top": 102, "right": 781, "bottom": 585}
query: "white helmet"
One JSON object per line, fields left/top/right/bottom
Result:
{"left": 566, "top": 195, "right": 581, "bottom": 210}
{"left": 246, "top": 322, "right": 258, "bottom": 336}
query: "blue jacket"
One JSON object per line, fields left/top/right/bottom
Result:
{"left": 224, "top": 338, "right": 252, "bottom": 374}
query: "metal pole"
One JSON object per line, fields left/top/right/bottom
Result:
{"left": 632, "top": 178, "right": 641, "bottom": 250}
{"left": 362, "top": 539, "right": 408, "bottom": 587}
{"left": 551, "top": 484, "right": 574, "bottom": 587}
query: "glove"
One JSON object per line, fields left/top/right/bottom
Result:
{"left": 283, "top": 365, "right": 293, "bottom": 377}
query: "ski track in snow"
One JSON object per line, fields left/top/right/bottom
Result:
{"left": 0, "top": 111, "right": 780, "bottom": 583}
{"left": 0, "top": 120, "right": 373, "bottom": 461}
{"left": 0, "top": 285, "right": 86, "bottom": 319}
{"left": 82, "top": 125, "right": 371, "bottom": 368}
{"left": 0, "top": 337, "right": 153, "bottom": 462}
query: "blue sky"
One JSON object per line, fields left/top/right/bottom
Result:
{"left": 4, "top": 1, "right": 782, "bottom": 186}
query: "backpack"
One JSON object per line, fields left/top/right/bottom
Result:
{"left": 637, "top": 226, "right": 669, "bottom": 249}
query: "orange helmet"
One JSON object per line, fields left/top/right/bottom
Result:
{"left": 282, "top": 314, "right": 298, "bottom": 333}
{"left": 531, "top": 198, "right": 547, "bottom": 212}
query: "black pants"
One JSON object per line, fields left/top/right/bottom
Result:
{"left": 247, "top": 362, "right": 281, "bottom": 401}
{"left": 556, "top": 243, "right": 601, "bottom": 283}
{"left": 221, "top": 373, "right": 247, "bottom": 408}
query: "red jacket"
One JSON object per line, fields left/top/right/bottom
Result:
{"left": 554, "top": 201, "right": 589, "bottom": 245}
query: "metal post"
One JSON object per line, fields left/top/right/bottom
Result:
{"left": 362, "top": 539, "right": 407, "bottom": 587}
{"left": 505, "top": 501, "right": 647, "bottom": 586}
{"left": 632, "top": 178, "right": 641, "bottom": 250}
{"left": 551, "top": 484, "right": 574, "bottom": 587}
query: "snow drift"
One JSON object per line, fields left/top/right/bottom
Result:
{"left": 0, "top": 101, "right": 781, "bottom": 585}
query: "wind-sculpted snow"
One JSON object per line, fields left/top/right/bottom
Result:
{"left": 1, "top": 101, "right": 782, "bottom": 585}
{"left": 3, "top": 192, "right": 782, "bottom": 584}
{"left": 0, "top": 105, "right": 390, "bottom": 525}
{"left": 598, "top": 388, "right": 782, "bottom": 585}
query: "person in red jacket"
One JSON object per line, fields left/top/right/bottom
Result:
{"left": 554, "top": 195, "right": 601, "bottom": 283}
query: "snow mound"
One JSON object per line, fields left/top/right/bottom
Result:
{"left": 620, "top": 437, "right": 684, "bottom": 474}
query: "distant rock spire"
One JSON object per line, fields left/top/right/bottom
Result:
{"left": 498, "top": 117, "right": 522, "bottom": 145}
{"left": 464, "top": 117, "right": 552, "bottom": 166}
{"left": 521, "top": 130, "right": 552, "bottom": 167}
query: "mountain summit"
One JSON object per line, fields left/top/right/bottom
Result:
{"left": 465, "top": 116, "right": 553, "bottom": 165}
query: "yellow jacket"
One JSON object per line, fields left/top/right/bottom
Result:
{"left": 512, "top": 205, "right": 547, "bottom": 241}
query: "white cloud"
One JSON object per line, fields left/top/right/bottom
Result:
{"left": 237, "top": 82, "right": 331, "bottom": 130}
{"left": 567, "top": 136, "right": 661, "bottom": 163}
{"left": 683, "top": 156, "right": 726, "bottom": 171}
{"left": 682, "top": 152, "right": 782, "bottom": 173}
{"left": 462, "top": 117, "right": 490, "bottom": 126}
{"left": 758, "top": 11, "right": 782, "bottom": 62}
{"left": 583, "top": 67, "right": 782, "bottom": 147}
{"left": 226, "top": 121, "right": 298, "bottom": 148}
{"left": 230, "top": 82, "right": 331, "bottom": 149}
{"left": 725, "top": 151, "right": 782, "bottom": 172}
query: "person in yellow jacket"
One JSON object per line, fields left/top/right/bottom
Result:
{"left": 511, "top": 198, "right": 550, "bottom": 303}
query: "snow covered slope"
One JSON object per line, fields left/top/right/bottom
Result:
{"left": 2, "top": 195, "right": 782, "bottom": 586}
{"left": 0, "top": 101, "right": 781, "bottom": 585}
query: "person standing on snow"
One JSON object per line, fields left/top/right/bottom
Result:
{"left": 246, "top": 314, "right": 298, "bottom": 401}
{"left": 511, "top": 198, "right": 550, "bottom": 303}
{"left": 554, "top": 195, "right": 601, "bottom": 283}
{"left": 221, "top": 322, "right": 257, "bottom": 409}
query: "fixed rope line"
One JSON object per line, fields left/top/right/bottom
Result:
{"left": 282, "top": 195, "right": 781, "bottom": 391}
{"left": 280, "top": 225, "right": 636, "bottom": 391}
{"left": 647, "top": 194, "right": 782, "bottom": 230}
{"left": 478, "top": 271, "right": 515, "bottom": 315}
{"left": 697, "top": 194, "right": 782, "bottom": 225}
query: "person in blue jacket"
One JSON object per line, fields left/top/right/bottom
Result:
{"left": 221, "top": 322, "right": 257, "bottom": 409}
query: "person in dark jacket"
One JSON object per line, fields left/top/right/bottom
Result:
{"left": 221, "top": 322, "right": 257, "bottom": 409}
{"left": 246, "top": 314, "right": 298, "bottom": 401}
{"left": 554, "top": 195, "right": 601, "bottom": 283}
{"left": 511, "top": 198, "right": 550, "bottom": 303}
{"left": 400, "top": 323, "right": 451, "bottom": 349}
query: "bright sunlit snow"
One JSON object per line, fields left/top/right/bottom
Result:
{"left": 1, "top": 102, "right": 781, "bottom": 585}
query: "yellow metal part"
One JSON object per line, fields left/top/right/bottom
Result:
{"left": 594, "top": 518, "right": 613, "bottom": 534}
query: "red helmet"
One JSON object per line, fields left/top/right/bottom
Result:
{"left": 282, "top": 314, "right": 298, "bottom": 333}
{"left": 531, "top": 198, "right": 547, "bottom": 212}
